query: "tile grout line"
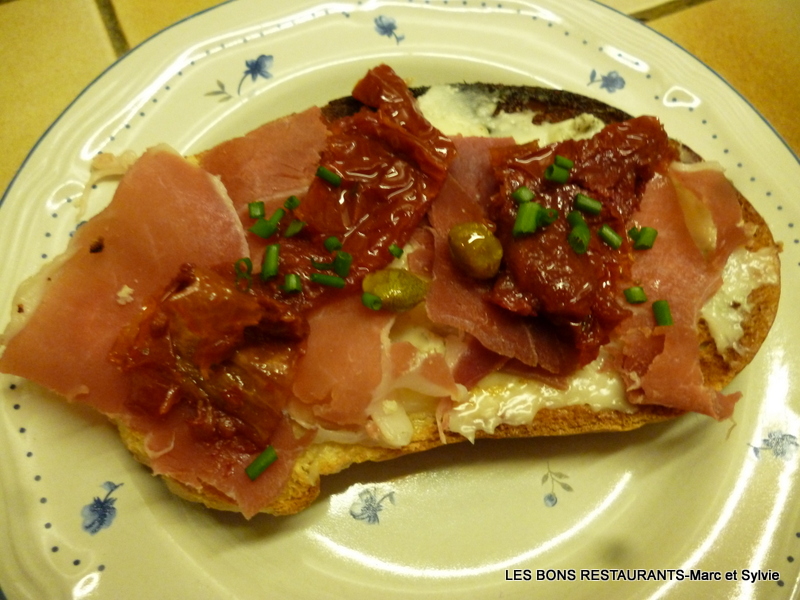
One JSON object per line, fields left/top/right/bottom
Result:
{"left": 630, "top": 0, "right": 716, "bottom": 21}
{"left": 94, "top": 0, "right": 130, "bottom": 57}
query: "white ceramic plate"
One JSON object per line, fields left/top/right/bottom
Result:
{"left": 1, "top": 1, "right": 799, "bottom": 598}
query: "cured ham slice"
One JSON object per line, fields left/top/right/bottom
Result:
{"left": 291, "top": 293, "right": 462, "bottom": 432}
{"left": 425, "top": 136, "right": 579, "bottom": 374}
{"left": 292, "top": 294, "right": 394, "bottom": 427}
{"left": 0, "top": 145, "right": 248, "bottom": 413}
{"left": 197, "top": 107, "right": 329, "bottom": 265}
{"left": 0, "top": 146, "right": 309, "bottom": 518}
{"left": 612, "top": 165, "right": 749, "bottom": 419}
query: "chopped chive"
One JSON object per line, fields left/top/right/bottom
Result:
{"left": 539, "top": 207, "right": 559, "bottom": 227}
{"left": 245, "top": 445, "right": 278, "bottom": 481}
{"left": 283, "top": 219, "right": 306, "bottom": 238}
{"left": 268, "top": 208, "right": 285, "bottom": 227}
{"left": 311, "top": 258, "right": 333, "bottom": 270}
{"left": 324, "top": 236, "right": 342, "bottom": 252}
{"left": 249, "top": 208, "right": 285, "bottom": 239}
{"left": 316, "top": 166, "right": 342, "bottom": 187}
{"left": 361, "top": 292, "right": 383, "bottom": 310}
{"left": 653, "top": 299, "right": 673, "bottom": 326}
{"left": 234, "top": 257, "right": 253, "bottom": 290}
{"left": 574, "top": 193, "right": 602, "bottom": 215}
{"left": 624, "top": 286, "right": 647, "bottom": 304}
{"left": 284, "top": 195, "right": 300, "bottom": 210}
{"left": 261, "top": 244, "right": 280, "bottom": 280}
{"left": 632, "top": 226, "right": 658, "bottom": 250}
{"left": 628, "top": 226, "right": 641, "bottom": 241}
{"left": 248, "top": 201, "right": 266, "bottom": 219}
{"left": 554, "top": 155, "right": 574, "bottom": 170}
{"left": 310, "top": 273, "right": 346, "bottom": 288}
{"left": 568, "top": 225, "right": 591, "bottom": 254}
{"left": 598, "top": 224, "right": 623, "bottom": 249}
{"left": 544, "top": 164, "right": 570, "bottom": 183}
{"left": 513, "top": 201, "right": 541, "bottom": 237}
{"left": 511, "top": 185, "right": 535, "bottom": 204}
{"left": 389, "top": 243, "right": 404, "bottom": 259}
{"left": 567, "top": 210, "right": 587, "bottom": 229}
{"left": 249, "top": 218, "right": 277, "bottom": 239}
{"left": 282, "top": 273, "right": 302, "bottom": 293}
{"left": 332, "top": 251, "right": 353, "bottom": 278}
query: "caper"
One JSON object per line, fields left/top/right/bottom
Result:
{"left": 448, "top": 222, "right": 503, "bottom": 279}
{"left": 362, "top": 268, "right": 429, "bottom": 312}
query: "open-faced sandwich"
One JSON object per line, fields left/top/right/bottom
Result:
{"left": 0, "top": 64, "right": 781, "bottom": 518}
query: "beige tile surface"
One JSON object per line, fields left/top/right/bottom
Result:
{"left": 0, "top": 0, "right": 116, "bottom": 193}
{"left": 649, "top": 0, "right": 800, "bottom": 154}
{"left": 110, "top": 0, "right": 226, "bottom": 47}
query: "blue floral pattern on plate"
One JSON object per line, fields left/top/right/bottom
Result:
{"left": 588, "top": 69, "right": 625, "bottom": 93}
{"left": 206, "top": 54, "right": 274, "bottom": 101}
{"left": 541, "top": 463, "right": 572, "bottom": 507}
{"left": 350, "top": 487, "right": 396, "bottom": 523}
{"left": 374, "top": 16, "right": 405, "bottom": 44}
{"left": 751, "top": 431, "right": 799, "bottom": 459}
{"left": 81, "top": 482, "right": 123, "bottom": 534}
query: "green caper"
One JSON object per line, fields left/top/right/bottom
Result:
{"left": 362, "top": 268, "right": 429, "bottom": 311}
{"left": 448, "top": 222, "right": 503, "bottom": 279}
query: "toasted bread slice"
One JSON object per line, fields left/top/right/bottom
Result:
{"left": 117, "top": 83, "right": 780, "bottom": 516}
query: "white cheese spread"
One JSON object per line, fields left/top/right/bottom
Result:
{"left": 416, "top": 85, "right": 606, "bottom": 145}
{"left": 700, "top": 246, "right": 779, "bottom": 353}
{"left": 448, "top": 352, "right": 632, "bottom": 442}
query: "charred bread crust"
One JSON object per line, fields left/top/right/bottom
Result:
{"left": 121, "top": 83, "right": 780, "bottom": 516}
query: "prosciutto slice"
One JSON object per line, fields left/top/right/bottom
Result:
{"left": 611, "top": 164, "right": 749, "bottom": 419}
{"left": 197, "top": 107, "right": 329, "bottom": 265}
{"left": 0, "top": 146, "right": 248, "bottom": 411}
{"left": 0, "top": 146, "right": 310, "bottom": 517}
{"left": 425, "top": 136, "right": 579, "bottom": 374}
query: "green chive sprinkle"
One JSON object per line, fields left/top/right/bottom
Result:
{"left": 249, "top": 217, "right": 277, "bottom": 239}
{"left": 632, "top": 226, "right": 658, "bottom": 250}
{"left": 234, "top": 257, "right": 253, "bottom": 290}
{"left": 511, "top": 186, "right": 535, "bottom": 204}
{"left": 545, "top": 164, "right": 570, "bottom": 183}
{"left": 311, "top": 259, "right": 332, "bottom": 271}
{"left": 282, "top": 273, "right": 302, "bottom": 293}
{"left": 389, "top": 244, "right": 404, "bottom": 259}
{"left": 268, "top": 208, "right": 285, "bottom": 227}
{"left": 332, "top": 251, "right": 353, "bottom": 278}
{"left": 568, "top": 224, "right": 591, "bottom": 254}
{"left": 567, "top": 210, "right": 587, "bottom": 229}
{"left": 539, "top": 207, "right": 559, "bottom": 227}
{"left": 324, "top": 236, "right": 342, "bottom": 252}
{"left": 248, "top": 201, "right": 266, "bottom": 219}
{"left": 361, "top": 292, "right": 383, "bottom": 311}
{"left": 513, "top": 201, "right": 541, "bottom": 237}
{"left": 283, "top": 219, "right": 306, "bottom": 238}
{"left": 316, "top": 166, "right": 342, "bottom": 187}
{"left": 261, "top": 244, "right": 280, "bottom": 280}
{"left": 284, "top": 195, "right": 300, "bottom": 210}
{"left": 653, "top": 299, "right": 673, "bottom": 326}
{"left": 598, "top": 224, "right": 623, "bottom": 249}
{"left": 624, "top": 286, "right": 647, "bottom": 304}
{"left": 249, "top": 208, "right": 286, "bottom": 239}
{"left": 554, "top": 155, "right": 574, "bottom": 170}
{"left": 310, "top": 273, "right": 346, "bottom": 288}
{"left": 574, "top": 193, "right": 602, "bottom": 215}
{"left": 245, "top": 445, "right": 278, "bottom": 481}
